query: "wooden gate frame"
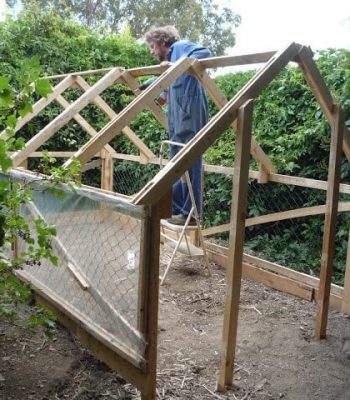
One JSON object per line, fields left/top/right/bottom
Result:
{"left": 7, "top": 42, "right": 350, "bottom": 397}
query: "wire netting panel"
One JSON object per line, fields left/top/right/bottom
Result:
{"left": 113, "top": 160, "right": 160, "bottom": 196}
{"left": 16, "top": 184, "right": 147, "bottom": 358}
{"left": 203, "top": 171, "right": 349, "bottom": 284}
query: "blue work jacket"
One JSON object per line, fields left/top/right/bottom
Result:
{"left": 167, "top": 40, "right": 211, "bottom": 143}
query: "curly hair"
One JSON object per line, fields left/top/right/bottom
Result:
{"left": 144, "top": 26, "right": 180, "bottom": 47}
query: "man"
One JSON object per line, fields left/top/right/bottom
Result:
{"left": 144, "top": 26, "right": 211, "bottom": 225}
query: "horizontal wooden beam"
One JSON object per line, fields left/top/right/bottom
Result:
{"left": 202, "top": 201, "right": 350, "bottom": 237}
{"left": 206, "top": 242, "right": 344, "bottom": 310}
{"left": 8, "top": 168, "right": 146, "bottom": 218}
{"left": 42, "top": 51, "right": 277, "bottom": 81}
{"left": 15, "top": 271, "right": 149, "bottom": 387}
{"left": 203, "top": 164, "right": 350, "bottom": 195}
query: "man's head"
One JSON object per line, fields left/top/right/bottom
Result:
{"left": 144, "top": 26, "right": 180, "bottom": 61}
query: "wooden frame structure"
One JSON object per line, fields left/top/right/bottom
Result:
{"left": 6, "top": 42, "right": 350, "bottom": 398}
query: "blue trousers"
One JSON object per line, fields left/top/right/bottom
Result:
{"left": 169, "top": 134, "right": 202, "bottom": 217}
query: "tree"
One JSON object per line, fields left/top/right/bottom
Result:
{"left": 6, "top": 0, "right": 241, "bottom": 55}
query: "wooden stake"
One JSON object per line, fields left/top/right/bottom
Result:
{"left": 217, "top": 99, "right": 253, "bottom": 391}
{"left": 341, "top": 226, "right": 350, "bottom": 313}
{"left": 101, "top": 149, "right": 114, "bottom": 191}
{"left": 138, "top": 192, "right": 171, "bottom": 400}
{"left": 315, "top": 104, "right": 344, "bottom": 339}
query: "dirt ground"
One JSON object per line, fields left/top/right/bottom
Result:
{"left": 1, "top": 254, "right": 350, "bottom": 400}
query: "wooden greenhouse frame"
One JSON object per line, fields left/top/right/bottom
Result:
{"left": 5, "top": 42, "right": 350, "bottom": 398}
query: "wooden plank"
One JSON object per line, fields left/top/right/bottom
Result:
{"left": 137, "top": 194, "right": 171, "bottom": 400}
{"left": 268, "top": 173, "right": 350, "bottom": 195}
{"left": 206, "top": 244, "right": 343, "bottom": 310}
{"left": 218, "top": 100, "right": 253, "bottom": 391}
{"left": 342, "top": 227, "right": 350, "bottom": 314}
{"left": 315, "top": 104, "right": 344, "bottom": 339}
{"left": 208, "top": 250, "right": 313, "bottom": 300}
{"left": 202, "top": 202, "right": 350, "bottom": 236}
{"left": 43, "top": 67, "right": 118, "bottom": 80}
{"left": 162, "top": 234, "right": 204, "bottom": 257}
{"left": 75, "top": 76, "right": 156, "bottom": 161}
{"left": 67, "top": 262, "right": 89, "bottom": 289}
{"left": 199, "top": 52, "right": 276, "bottom": 69}
{"left": 64, "top": 57, "right": 194, "bottom": 167}
{"left": 202, "top": 164, "right": 350, "bottom": 195}
{"left": 243, "top": 261, "right": 313, "bottom": 300}
{"left": 205, "top": 240, "right": 344, "bottom": 296}
{"left": 190, "top": 60, "right": 277, "bottom": 174}
{"left": 15, "top": 272, "right": 148, "bottom": 379}
{"left": 81, "top": 159, "right": 101, "bottom": 172}
{"left": 133, "top": 43, "right": 301, "bottom": 207}
{"left": 121, "top": 71, "right": 168, "bottom": 130}
{"left": 126, "top": 52, "right": 276, "bottom": 78}
{"left": 0, "top": 75, "right": 75, "bottom": 140}
{"left": 8, "top": 168, "right": 146, "bottom": 218}
{"left": 101, "top": 149, "right": 114, "bottom": 191}
{"left": 11, "top": 68, "right": 123, "bottom": 167}
{"left": 296, "top": 46, "right": 350, "bottom": 160}
{"left": 55, "top": 94, "right": 117, "bottom": 157}
{"left": 243, "top": 253, "right": 344, "bottom": 297}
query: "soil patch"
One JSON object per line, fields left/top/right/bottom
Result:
{"left": 1, "top": 255, "right": 350, "bottom": 399}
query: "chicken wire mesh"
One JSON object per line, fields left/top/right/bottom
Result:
{"left": 113, "top": 160, "right": 161, "bottom": 196}
{"left": 6, "top": 171, "right": 148, "bottom": 362}
{"left": 202, "top": 171, "right": 350, "bottom": 284}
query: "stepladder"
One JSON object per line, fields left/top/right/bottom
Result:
{"left": 158, "top": 140, "right": 211, "bottom": 285}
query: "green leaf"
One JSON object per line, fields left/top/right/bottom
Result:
{"left": 35, "top": 79, "right": 52, "bottom": 97}
{"left": 6, "top": 114, "right": 17, "bottom": 128}
{"left": 0, "top": 76, "right": 9, "bottom": 91}
{"left": 18, "top": 101, "right": 33, "bottom": 118}
{"left": 0, "top": 157, "right": 12, "bottom": 173}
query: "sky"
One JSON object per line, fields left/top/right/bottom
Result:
{"left": 220, "top": 0, "right": 350, "bottom": 54}
{"left": 1, "top": 0, "right": 349, "bottom": 54}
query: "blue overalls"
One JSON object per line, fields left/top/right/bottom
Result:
{"left": 167, "top": 40, "right": 211, "bottom": 216}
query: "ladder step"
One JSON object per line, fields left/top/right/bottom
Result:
{"left": 161, "top": 234, "right": 204, "bottom": 257}
{"left": 160, "top": 219, "right": 200, "bottom": 231}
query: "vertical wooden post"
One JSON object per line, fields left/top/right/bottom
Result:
{"left": 101, "top": 150, "right": 114, "bottom": 191}
{"left": 217, "top": 100, "right": 253, "bottom": 391}
{"left": 315, "top": 104, "right": 344, "bottom": 339}
{"left": 18, "top": 158, "right": 28, "bottom": 170}
{"left": 341, "top": 226, "right": 350, "bottom": 314}
{"left": 138, "top": 192, "right": 172, "bottom": 400}
{"left": 258, "top": 164, "right": 269, "bottom": 183}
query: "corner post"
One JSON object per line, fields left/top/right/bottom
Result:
{"left": 217, "top": 99, "right": 253, "bottom": 391}
{"left": 315, "top": 104, "right": 344, "bottom": 338}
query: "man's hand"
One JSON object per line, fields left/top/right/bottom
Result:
{"left": 160, "top": 61, "right": 172, "bottom": 67}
